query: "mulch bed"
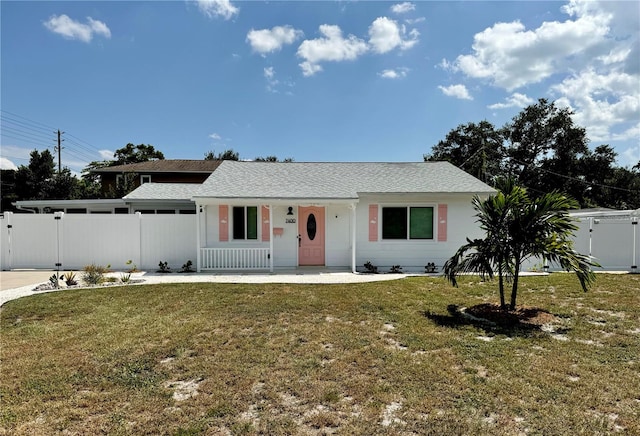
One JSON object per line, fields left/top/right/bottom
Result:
{"left": 465, "top": 303, "right": 558, "bottom": 327}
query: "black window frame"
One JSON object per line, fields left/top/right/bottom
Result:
{"left": 232, "top": 206, "right": 258, "bottom": 240}
{"left": 381, "top": 206, "right": 434, "bottom": 240}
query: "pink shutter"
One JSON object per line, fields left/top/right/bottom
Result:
{"left": 437, "top": 204, "right": 447, "bottom": 242}
{"left": 369, "top": 204, "right": 378, "bottom": 242}
{"left": 219, "top": 205, "right": 229, "bottom": 242}
{"left": 261, "top": 206, "right": 270, "bottom": 242}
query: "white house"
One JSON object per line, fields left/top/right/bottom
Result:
{"left": 191, "top": 161, "right": 496, "bottom": 273}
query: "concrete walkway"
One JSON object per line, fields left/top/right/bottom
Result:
{"left": 0, "top": 269, "right": 411, "bottom": 307}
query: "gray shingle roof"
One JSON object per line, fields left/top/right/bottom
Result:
{"left": 92, "top": 159, "right": 221, "bottom": 174}
{"left": 194, "top": 161, "right": 495, "bottom": 200}
{"left": 124, "top": 183, "right": 202, "bottom": 200}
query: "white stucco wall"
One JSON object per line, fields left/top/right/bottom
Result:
{"left": 354, "top": 194, "right": 484, "bottom": 272}
{"left": 200, "top": 195, "right": 485, "bottom": 271}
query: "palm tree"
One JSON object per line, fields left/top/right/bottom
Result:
{"left": 444, "top": 178, "right": 598, "bottom": 310}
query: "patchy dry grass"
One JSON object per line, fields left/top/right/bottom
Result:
{"left": 1, "top": 274, "right": 639, "bottom": 435}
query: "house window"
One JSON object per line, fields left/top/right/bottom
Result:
{"left": 382, "top": 206, "right": 433, "bottom": 240}
{"left": 141, "top": 175, "right": 151, "bottom": 184}
{"left": 233, "top": 206, "right": 258, "bottom": 240}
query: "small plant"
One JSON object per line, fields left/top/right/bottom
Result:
{"left": 82, "top": 264, "right": 108, "bottom": 286}
{"left": 49, "top": 274, "right": 60, "bottom": 288}
{"left": 389, "top": 265, "right": 403, "bottom": 274}
{"left": 364, "top": 261, "right": 378, "bottom": 274}
{"left": 120, "top": 272, "right": 132, "bottom": 283}
{"left": 63, "top": 271, "right": 78, "bottom": 286}
{"left": 181, "top": 260, "right": 194, "bottom": 273}
{"left": 425, "top": 262, "right": 438, "bottom": 273}
{"left": 157, "top": 261, "right": 171, "bottom": 273}
{"left": 125, "top": 259, "right": 138, "bottom": 273}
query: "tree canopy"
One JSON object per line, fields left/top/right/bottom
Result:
{"left": 426, "top": 99, "right": 640, "bottom": 209}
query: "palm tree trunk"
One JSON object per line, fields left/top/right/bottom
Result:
{"left": 498, "top": 259, "right": 506, "bottom": 310}
{"left": 510, "top": 258, "right": 520, "bottom": 310}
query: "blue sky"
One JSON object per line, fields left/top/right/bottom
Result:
{"left": 1, "top": 0, "right": 638, "bottom": 174}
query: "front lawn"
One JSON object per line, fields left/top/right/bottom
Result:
{"left": 1, "top": 274, "right": 639, "bottom": 435}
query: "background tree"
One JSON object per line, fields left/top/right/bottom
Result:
{"left": 444, "top": 178, "right": 598, "bottom": 310}
{"left": 112, "top": 143, "right": 164, "bottom": 165}
{"left": 0, "top": 169, "right": 18, "bottom": 212}
{"left": 204, "top": 149, "right": 239, "bottom": 161}
{"left": 424, "top": 120, "right": 505, "bottom": 183}
{"left": 81, "top": 143, "right": 164, "bottom": 198}
{"left": 504, "top": 99, "right": 591, "bottom": 203}
{"left": 14, "top": 149, "right": 56, "bottom": 200}
{"left": 427, "top": 98, "right": 639, "bottom": 209}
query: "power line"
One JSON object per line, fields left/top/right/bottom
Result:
{"left": 509, "top": 157, "right": 636, "bottom": 194}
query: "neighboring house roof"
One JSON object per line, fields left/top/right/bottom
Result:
{"left": 194, "top": 161, "right": 496, "bottom": 200}
{"left": 91, "top": 159, "right": 222, "bottom": 174}
{"left": 124, "top": 183, "right": 203, "bottom": 201}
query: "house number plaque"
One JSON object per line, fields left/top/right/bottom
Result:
{"left": 285, "top": 218, "right": 296, "bottom": 224}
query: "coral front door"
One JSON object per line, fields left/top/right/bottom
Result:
{"left": 298, "top": 206, "right": 325, "bottom": 266}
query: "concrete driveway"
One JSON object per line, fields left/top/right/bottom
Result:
{"left": 0, "top": 270, "right": 58, "bottom": 291}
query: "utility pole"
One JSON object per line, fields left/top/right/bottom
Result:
{"left": 54, "top": 129, "right": 64, "bottom": 173}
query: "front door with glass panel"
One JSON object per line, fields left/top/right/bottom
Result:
{"left": 298, "top": 206, "right": 325, "bottom": 266}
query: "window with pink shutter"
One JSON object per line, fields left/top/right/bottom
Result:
{"left": 369, "top": 204, "right": 378, "bottom": 241}
{"left": 219, "top": 205, "right": 229, "bottom": 242}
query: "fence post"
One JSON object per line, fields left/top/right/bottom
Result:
{"left": 54, "top": 212, "right": 64, "bottom": 286}
{"left": 136, "top": 212, "right": 143, "bottom": 271}
{"left": 4, "top": 212, "right": 13, "bottom": 270}
{"left": 632, "top": 219, "right": 638, "bottom": 272}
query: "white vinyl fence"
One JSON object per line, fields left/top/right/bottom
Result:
{"left": 0, "top": 212, "right": 196, "bottom": 271}
{"left": 0, "top": 212, "right": 638, "bottom": 272}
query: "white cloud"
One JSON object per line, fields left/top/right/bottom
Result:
{"left": 263, "top": 67, "right": 279, "bottom": 93}
{"left": 208, "top": 133, "right": 222, "bottom": 140}
{"left": 452, "top": 5, "right": 611, "bottom": 91}
{"left": 368, "top": 17, "right": 419, "bottom": 54}
{"left": 446, "top": 0, "right": 639, "bottom": 158}
{"left": 391, "top": 2, "right": 415, "bottom": 14}
{"left": 487, "top": 93, "right": 535, "bottom": 110}
{"left": 379, "top": 68, "right": 409, "bottom": 79}
{"left": 552, "top": 69, "right": 640, "bottom": 142}
{"left": 438, "top": 84, "right": 473, "bottom": 100}
{"left": 405, "top": 17, "right": 426, "bottom": 25}
{"left": 43, "top": 14, "right": 111, "bottom": 43}
{"left": 247, "top": 25, "right": 303, "bottom": 55}
{"left": 297, "top": 25, "right": 368, "bottom": 76}
{"left": 0, "top": 157, "right": 18, "bottom": 170}
{"left": 99, "top": 149, "right": 114, "bottom": 160}
{"left": 299, "top": 61, "right": 323, "bottom": 77}
{"left": 195, "top": 0, "right": 239, "bottom": 20}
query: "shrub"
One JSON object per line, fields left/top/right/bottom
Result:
{"left": 181, "top": 260, "right": 194, "bottom": 273}
{"left": 125, "top": 259, "right": 138, "bottom": 273}
{"left": 389, "top": 265, "right": 403, "bottom": 274}
{"left": 49, "top": 274, "right": 60, "bottom": 288}
{"left": 120, "top": 272, "right": 131, "bottom": 284}
{"left": 63, "top": 271, "right": 78, "bottom": 286}
{"left": 82, "top": 264, "right": 108, "bottom": 286}
{"left": 157, "top": 261, "right": 171, "bottom": 273}
{"left": 364, "top": 261, "right": 378, "bottom": 274}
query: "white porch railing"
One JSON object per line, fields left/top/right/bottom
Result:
{"left": 200, "top": 248, "right": 270, "bottom": 270}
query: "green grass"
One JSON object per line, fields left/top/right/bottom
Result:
{"left": 1, "top": 274, "right": 639, "bottom": 435}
